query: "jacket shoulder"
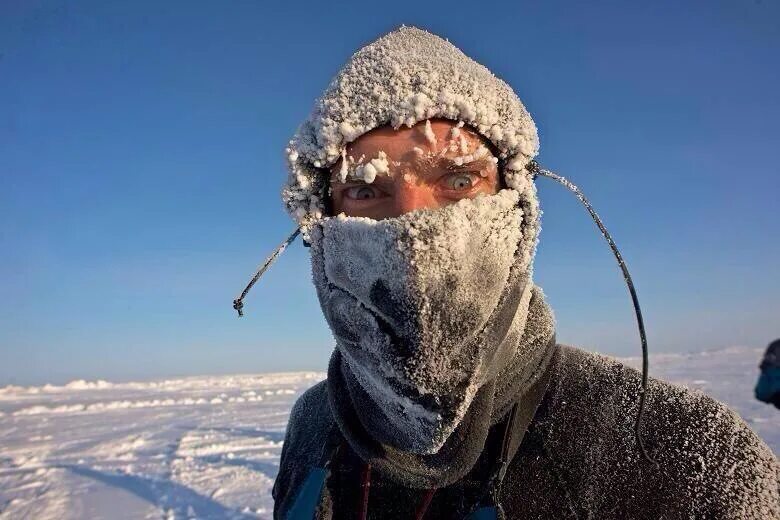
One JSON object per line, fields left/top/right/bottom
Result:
{"left": 537, "top": 345, "right": 779, "bottom": 519}
{"left": 272, "top": 380, "right": 334, "bottom": 519}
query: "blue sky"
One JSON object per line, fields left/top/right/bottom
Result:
{"left": 1, "top": 1, "right": 778, "bottom": 385}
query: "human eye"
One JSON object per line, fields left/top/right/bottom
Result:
{"left": 345, "top": 185, "right": 382, "bottom": 200}
{"left": 441, "top": 172, "right": 480, "bottom": 192}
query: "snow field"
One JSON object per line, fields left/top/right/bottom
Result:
{"left": 0, "top": 347, "right": 776, "bottom": 519}
{"left": 0, "top": 373, "right": 321, "bottom": 519}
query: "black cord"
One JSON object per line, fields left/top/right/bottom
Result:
{"left": 529, "top": 161, "right": 657, "bottom": 465}
{"left": 232, "top": 227, "right": 301, "bottom": 317}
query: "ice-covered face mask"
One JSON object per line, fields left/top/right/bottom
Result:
{"left": 310, "top": 190, "right": 536, "bottom": 454}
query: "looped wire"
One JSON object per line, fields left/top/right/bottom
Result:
{"left": 528, "top": 160, "right": 657, "bottom": 465}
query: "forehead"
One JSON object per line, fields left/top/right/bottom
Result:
{"left": 343, "top": 119, "right": 487, "bottom": 161}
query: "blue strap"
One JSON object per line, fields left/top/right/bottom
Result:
{"left": 287, "top": 468, "right": 328, "bottom": 520}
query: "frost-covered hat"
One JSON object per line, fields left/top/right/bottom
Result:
{"left": 282, "top": 25, "right": 540, "bottom": 238}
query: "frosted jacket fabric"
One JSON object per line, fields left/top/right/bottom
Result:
{"left": 273, "top": 346, "right": 780, "bottom": 519}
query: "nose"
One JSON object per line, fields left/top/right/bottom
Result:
{"left": 393, "top": 182, "right": 437, "bottom": 216}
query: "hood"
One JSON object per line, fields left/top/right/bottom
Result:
{"left": 281, "top": 25, "right": 540, "bottom": 240}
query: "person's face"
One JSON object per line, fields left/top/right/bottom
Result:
{"left": 329, "top": 119, "right": 500, "bottom": 219}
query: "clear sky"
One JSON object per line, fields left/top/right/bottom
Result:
{"left": 1, "top": 1, "right": 778, "bottom": 385}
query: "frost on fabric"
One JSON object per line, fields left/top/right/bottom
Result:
{"left": 309, "top": 190, "right": 539, "bottom": 453}
{"left": 282, "top": 26, "right": 539, "bottom": 237}
{"left": 536, "top": 347, "right": 780, "bottom": 519}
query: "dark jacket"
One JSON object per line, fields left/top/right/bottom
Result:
{"left": 273, "top": 345, "right": 779, "bottom": 519}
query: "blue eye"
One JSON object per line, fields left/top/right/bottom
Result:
{"left": 445, "top": 173, "right": 476, "bottom": 191}
{"left": 346, "top": 186, "right": 378, "bottom": 200}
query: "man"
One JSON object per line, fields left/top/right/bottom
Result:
{"left": 272, "top": 26, "right": 778, "bottom": 518}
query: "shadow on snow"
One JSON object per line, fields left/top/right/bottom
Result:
{"left": 205, "top": 426, "right": 286, "bottom": 444}
{"left": 62, "top": 465, "right": 255, "bottom": 519}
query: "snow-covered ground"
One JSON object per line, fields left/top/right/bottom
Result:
{"left": 0, "top": 346, "right": 776, "bottom": 519}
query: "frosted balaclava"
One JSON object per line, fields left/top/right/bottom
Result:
{"left": 282, "top": 26, "right": 556, "bottom": 488}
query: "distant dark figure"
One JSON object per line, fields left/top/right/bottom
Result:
{"left": 755, "top": 339, "right": 780, "bottom": 409}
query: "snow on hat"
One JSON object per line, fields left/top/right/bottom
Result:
{"left": 282, "top": 25, "right": 540, "bottom": 238}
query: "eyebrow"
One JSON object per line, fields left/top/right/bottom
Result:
{"left": 329, "top": 154, "right": 496, "bottom": 185}
{"left": 437, "top": 157, "right": 494, "bottom": 171}
{"left": 329, "top": 170, "right": 395, "bottom": 187}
